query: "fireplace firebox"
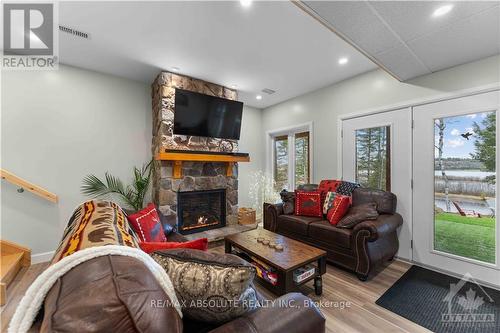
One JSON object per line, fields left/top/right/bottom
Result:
{"left": 177, "top": 189, "right": 226, "bottom": 235}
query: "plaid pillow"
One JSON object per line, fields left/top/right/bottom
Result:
{"left": 318, "top": 179, "right": 341, "bottom": 208}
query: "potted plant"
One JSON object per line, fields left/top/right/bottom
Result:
{"left": 81, "top": 160, "right": 153, "bottom": 211}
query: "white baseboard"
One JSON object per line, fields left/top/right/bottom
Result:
{"left": 31, "top": 251, "right": 55, "bottom": 264}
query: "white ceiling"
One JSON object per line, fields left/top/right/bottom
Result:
{"left": 301, "top": 1, "right": 500, "bottom": 81}
{"left": 58, "top": 1, "right": 376, "bottom": 108}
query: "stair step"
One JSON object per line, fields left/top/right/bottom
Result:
{"left": 1, "top": 252, "right": 24, "bottom": 306}
{"left": 1, "top": 252, "right": 24, "bottom": 284}
{"left": 1, "top": 239, "right": 31, "bottom": 307}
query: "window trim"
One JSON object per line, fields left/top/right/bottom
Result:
{"left": 266, "top": 122, "right": 313, "bottom": 191}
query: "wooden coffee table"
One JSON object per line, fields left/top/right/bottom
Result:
{"left": 225, "top": 228, "right": 327, "bottom": 296}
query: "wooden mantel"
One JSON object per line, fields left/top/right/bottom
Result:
{"left": 155, "top": 150, "right": 250, "bottom": 179}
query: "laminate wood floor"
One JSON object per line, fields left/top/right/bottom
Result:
{"left": 0, "top": 248, "right": 430, "bottom": 333}
{"left": 0, "top": 262, "right": 48, "bottom": 332}
{"left": 210, "top": 245, "right": 431, "bottom": 333}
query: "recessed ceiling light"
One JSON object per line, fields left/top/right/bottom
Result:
{"left": 338, "top": 57, "right": 349, "bottom": 65}
{"left": 256, "top": 95, "right": 262, "bottom": 100}
{"left": 171, "top": 66, "right": 180, "bottom": 72}
{"left": 240, "top": 0, "right": 252, "bottom": 8}
{"left": 433, "top": 4, "right": 453, "bottom": 17}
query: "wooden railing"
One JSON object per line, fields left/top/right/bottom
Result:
{"left": 0, "top": 169, "right": 58, "bottom": 203}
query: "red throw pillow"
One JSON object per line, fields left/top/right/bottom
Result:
{"left": 127, "top": 203, "right": 166, "bottom": 242}
{"left": 139, "top": 238, "right": 208, "bottom": 254}
{"left": 318, "top": 180, "right": 341, "bottom": 206}
{"left": 295, "top": 191, "right": 322, "bottom": 217}
{"left": 327, "top": 195, "right": 351, "bottom": 226}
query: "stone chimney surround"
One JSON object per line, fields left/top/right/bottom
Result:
{"left": 151, "top": 72, "right": 245, "bottom": 232}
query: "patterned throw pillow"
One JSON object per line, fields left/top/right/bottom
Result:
{"left": 326, "top": 195, "right": 351, "bottom": 226}
{"left": 337, "top": 202, "right": 379, "bottom": 228}
{"left": 127, "top": 203, "right": 166, "bottom": 242}
{"left": 295, "top": 191, "right": 322, "bottom": 217}
{"left": 151, "top": 249, "right": 259, "bottom": 323}
{"left": 280, "top": 190, "right": 295, "bottom": 215}
{"left": 323, "top": 191, "right": 337, "bottom": 215}
{"left": 318, "top": 180, "right": 341, "bottom": 207}
{"left": 336, "top": 181, "right": 361, "bottom": 196}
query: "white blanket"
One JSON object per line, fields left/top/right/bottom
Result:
{"left": 8, "top": 245, "right": 182, "bottom": 333}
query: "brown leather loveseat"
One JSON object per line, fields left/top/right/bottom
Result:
{"left": 264, "top": 187, "right": 403, "bottom": 281}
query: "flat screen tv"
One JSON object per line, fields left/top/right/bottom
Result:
{"left": 173, "top": 89, "right": 243, "bottom": 140}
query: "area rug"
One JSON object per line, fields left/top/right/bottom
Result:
{"left": 375, "top": 265, "right": 500, "bottom": 333}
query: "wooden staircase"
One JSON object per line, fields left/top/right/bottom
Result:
{"left": 1, "top": 240, "right": 31, "bottom": 306}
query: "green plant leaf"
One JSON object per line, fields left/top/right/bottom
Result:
{"left": 81, "top": 159, "right": 154, "bottom": 211}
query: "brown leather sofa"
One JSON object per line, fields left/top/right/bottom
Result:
{"left": 32, "top": 233, "right": 325, "bottom": 333}
{"left": 264, "top": 187, "right": 403, "bottom": 281}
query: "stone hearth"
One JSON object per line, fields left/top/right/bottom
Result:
{"left": 151, "top": 72, "right": 241, "bottom": 232}
{"left": 183, "top": 224, "right": 258, "bottom": 243}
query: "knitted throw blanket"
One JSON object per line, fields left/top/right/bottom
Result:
{"left": 9, "top": 200, "right": 182, "bottom": 333}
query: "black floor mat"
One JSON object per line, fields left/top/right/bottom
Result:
{"left": 375, "top": 265, "right": 500, "bottom": 333}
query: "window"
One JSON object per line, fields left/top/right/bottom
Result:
{"left": 433, "top": 111, "right": 496, "bottom": 264}
{"left": 295, "top": 132, "right": 310, "bottom": 187}
{"left": 270, "top": 125, "right": 311, "bottom": 191}
{"left": 274, "top": 135, "right": 289, "bottom": 191}
{"left": 355, "top": 126, "right": 391, "bottom": 191}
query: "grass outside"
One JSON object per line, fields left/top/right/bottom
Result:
{"left": 434, "top": 213, "right": 496, "bottom": 264}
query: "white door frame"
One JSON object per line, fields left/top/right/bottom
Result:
{"left": 265, "top": 121, "right": 314, "bottom": 190}
{"left": 412, "top": 91, "right": 500, "bottom": 286}
{"left": 342, "top": 109, "right": 413, "bottom": 261}
{"left": 338, "top": 85, "right": 500, "bottom": 287}
{"left": 337, "top": 83, "right": 500, "bottom": 178}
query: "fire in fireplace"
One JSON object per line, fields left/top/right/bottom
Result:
{"left": 177, "top": 189, "right": 226, "bottom": 235}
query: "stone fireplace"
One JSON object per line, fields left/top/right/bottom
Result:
{"left": 177, "top": 189, "right": 226, "bottom": 234}
{"left": 151, "top": 72, "right": 241, "bottom": 234}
